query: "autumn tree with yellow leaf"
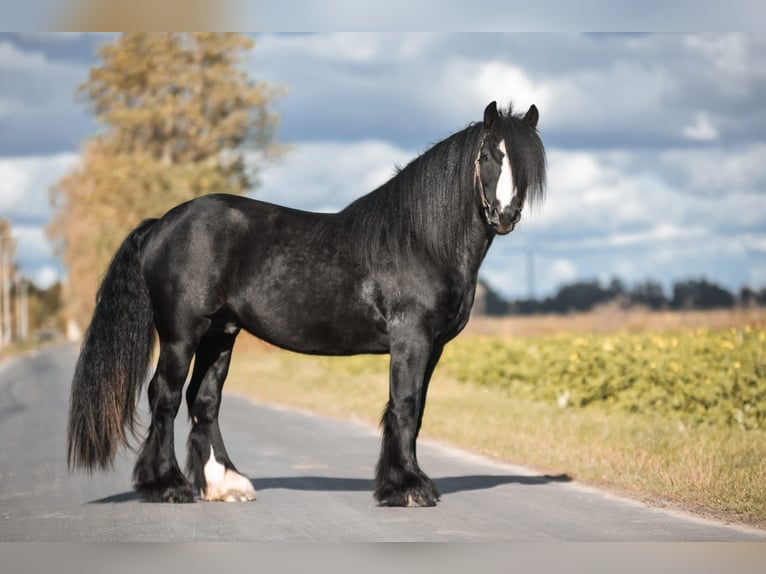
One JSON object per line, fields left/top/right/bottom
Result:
{"left": 49, "top": 33, "right": 283, "bottom": 329}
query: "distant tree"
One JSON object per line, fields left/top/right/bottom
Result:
{"left": 552, "top": 280, "right": 612, "bottom": 313}
{"left": 48, "top": 33, "right": 283, "bottom": 328}
{"left": 630, "top": 280, "right": 667, "bottom": 310}
{"left": 0, "top": 219, "right": 14, "bottom": 263}
{"left": 671, "top": 279, "right": 735, "bottom": 310}
{"left": 476, "top": 279, "right": 510, "bottom": 316}
{"left": 27, "top": 281, "right": 65, "bottom": 333}
{"left": 508, "top": 298, "right": 545, "bottom": 315}
{"left": 740, "top": 286, "right": 757, "bottom": 307}
{"left": 607, "top": 277, "right": 626, "bottom": 299}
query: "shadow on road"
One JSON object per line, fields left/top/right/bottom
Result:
{"left": 89, "top": 491, "right": 142, "bottom": 503}
{"left": 254, "top": 473, "right": 571, "bottom": 494}
{"left": 437, "top": 473, "right": 571, "bottom": 494}
{"left": 89, "top": 473, "right": 571, "bottom": 503}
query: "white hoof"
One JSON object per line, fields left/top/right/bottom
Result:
{"left": 201, "top": 446, "right": 257, "bottom": 502}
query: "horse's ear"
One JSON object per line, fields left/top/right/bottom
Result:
{"left": 524, "top": 104, "right": 539, "bottom": 128}
{"left": 483, "top": 101, "right": 499, "bottom": 129}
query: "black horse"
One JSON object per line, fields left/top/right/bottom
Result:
{"left": 67, "top": 101, "right": 546, "bottom": 506}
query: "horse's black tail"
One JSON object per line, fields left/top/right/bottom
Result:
{"left": 67, "top": 218, "right": 158, "bottom": 472}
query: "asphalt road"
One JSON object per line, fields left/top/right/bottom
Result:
{"left": 1, "top": 344, "right": 764, "bottom": 541}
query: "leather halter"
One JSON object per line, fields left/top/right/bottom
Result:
{"left": 474, "top": 131, "right": 494, "bottom": 227}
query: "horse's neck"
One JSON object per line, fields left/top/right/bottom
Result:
{"left": 450, "top": 212, "right": 494, "bottom": 285}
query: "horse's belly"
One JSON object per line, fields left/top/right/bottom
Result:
{"left": 245, "top": 312, "right": 389, "bottom": 355}
{"left": 236, "top": 282, "right": 390, "bottom": 356}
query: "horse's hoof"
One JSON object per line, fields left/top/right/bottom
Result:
{"left": 136, "top": 481, "right": 195, "bottom": 503}
{"left": 375, "top": 471, "right": 440, "bottom": 507}
{"left": 200, "top": 476, "right": 257, "bottom": 502}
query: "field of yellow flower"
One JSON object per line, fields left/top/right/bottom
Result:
{"left": 441, "top": 326, "right": 766, "bottom": 430}
{"left": 284, "top": 324, "right": 765, "bottom": 431}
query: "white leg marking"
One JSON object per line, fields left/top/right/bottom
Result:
{"left": 201, "top": 446, "right": 257, "bottom": 502}
{"left": 496, "top": 140, "right": 516, "bottom": 210}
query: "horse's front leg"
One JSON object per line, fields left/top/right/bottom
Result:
{"left": 374, "top": 332, "right": 440, "bottom": 507}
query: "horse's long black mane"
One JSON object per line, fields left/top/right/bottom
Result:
{"left": 327, "top": 105, "right": 546, "bottom": 268}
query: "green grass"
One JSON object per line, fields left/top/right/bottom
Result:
{"left": 226, "top": 325, "right": 766, "bottom": 528}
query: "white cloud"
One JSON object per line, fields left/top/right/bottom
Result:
{"left": 0, "top": 39, "right": 47, "bottom": 69}
{"left": 682, "top": 112, "right": 719, "bottom": 142}
{"left": 433, "top": 48, "right": 684, "bottom": 141}
{"left": 533, "top": 149, "right": 668, "bottom": 236}
{"left": 252, "top": 140, "right": 413, "bottom": 211}
{"left": 741, "top": 234, "right": 766, "bottom": 254}
{"left": 0, "top": 97, "right": 21, "bottom": 120}
{"left": 422, "top": 58, "right": 549, "bottom": 125}
{"left": 684, "top": 34, "right": 765, "bottom": 81}
{"left": 17, "top": 33, "right": 88, "bottom": 44}
{"left": 0, "top": 37, "right": 92, "bottom": 156}
{"left": 0, "top": 153, "right": 79, "bottom": 222}
{"left": 254, "top": 33, "right": 431, "bottom": 66}
{"left": 547, "top": 258, "right": 578, "bottom": 285}
{"left": 14, "top": 224, "right": 54, "bottom": 263}
{"left": 33, "top": 265, "right": 59, "bottom": 288}
{"left": 750, "top": 264, "right": 766, "bottom": 287}
{"left": 528, "top": 144, "right": 766, "bottom": 243}
{"left": 253, "top": 34, "right": 766, "bottom": 152}
{"left": 0, "top": 151, "right": 66, "bottom": 282}
{"left": 660, "top": 144, "right": 766, "bottom": 195}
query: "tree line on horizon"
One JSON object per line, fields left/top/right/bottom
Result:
{"left": 478, "top": 277, "right": 766, "bottom": 316}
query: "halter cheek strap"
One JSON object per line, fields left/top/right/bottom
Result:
{"left": 474, "top": 132, "right": 494, "bottom": 227}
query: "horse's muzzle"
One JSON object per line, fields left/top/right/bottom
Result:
{"left": 489, "top": 205, "right": 522, "bottom": 235}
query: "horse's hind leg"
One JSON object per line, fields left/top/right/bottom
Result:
{"left": 133, "top": 337, "right": 198, "bottom": 502}
{"left": 186, "top": 328, "right": 256, "bottom": 502}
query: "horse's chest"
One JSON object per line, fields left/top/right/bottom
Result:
{"left": 438, "top": 287, "right": 476, "bottom": 339}
{"left": 402, "top": 273, "right": 477, "bottom": 340}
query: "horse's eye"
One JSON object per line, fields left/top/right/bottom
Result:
{"left": 480, "top": 153, "right": 488, "bottom": 162}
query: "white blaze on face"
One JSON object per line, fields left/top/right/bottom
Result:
{"left": 496, "top": 140, "right": 516, "bottom": 210}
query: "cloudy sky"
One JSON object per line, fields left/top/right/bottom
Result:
{"left": 0, "top": 32, "right": 764, "bottom": 298}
